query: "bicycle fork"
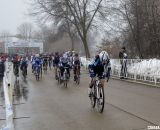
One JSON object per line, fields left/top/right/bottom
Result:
{"left": 96, "top": 80, "right": 100, "bottom": 99}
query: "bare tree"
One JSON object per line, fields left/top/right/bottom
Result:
{"left": 17, "top": 23, "right": 33, "bottom": 40}
{"left": 114, "top": 0, "right": 160, "bottom": 58}
{"left": 31, "top": 0, "right": 109, "bottom": 57}
{"left": 0, "top": 31, "right": 11, "bottom": 42}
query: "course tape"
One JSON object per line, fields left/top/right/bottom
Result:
{"left": 0, "top": 62, "right": 14, "bottom": 130}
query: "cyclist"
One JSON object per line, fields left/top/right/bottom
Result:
{"left": 53, "top": 52, "right": 60, "bottom": 79}
{"left": 12, "top": 54, "right": 20, "bottom": 76}
{"left": 59, "top": 52, "right": 70, "bottom": 80}
{"left": 34, "top": 54, "right": 42, "bottom": 75}
{"left": 88, "top": 51, "right": 110, "bottom": 96}
{"left": 73, "top": 53, "right": 81, "bottom": 81}
{"left": 48, "top": 55, "right": 52, "bottom": 70}
{"left": 0, "top": 57, "right": 5, "bottom": 77}
{"left": 31, "top": 55, "right": 36, "bottom": 73}
{"left": 20, "top": 56, "right": 28, "bottom": 75}
{"left": 43, "top": 54, "right": 48, "bottom": 71}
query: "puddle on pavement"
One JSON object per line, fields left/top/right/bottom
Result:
{"left": 0, "top": 78, "right": 4, "bottom": 103}
{"left": 13, "top": 78, "right": 29, "bottom": 104}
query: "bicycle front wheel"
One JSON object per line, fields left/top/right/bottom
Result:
{"left": 97, "top": 84, "right": 105, "bottom": 113}
{"left": 90, "top": 86, "right": 96, "bottom": 108}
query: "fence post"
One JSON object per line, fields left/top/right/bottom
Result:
{"left": 154, "top": 76, "right": 157, "bottom": 85}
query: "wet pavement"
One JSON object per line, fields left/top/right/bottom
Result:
{"left": 1, "top": 67, "right": 160, "bottom": 130}
{"left": 0, "top": 78, "right": 5, "bottom": 127}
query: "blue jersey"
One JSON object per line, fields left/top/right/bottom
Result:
{"left": 34, "top": 58, "right": 43, "bottom": 66}
{"left": 20, "top": 60, "right": 28, "bottom": 66}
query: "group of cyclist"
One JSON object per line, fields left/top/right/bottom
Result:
{"left": 53, "top": 51, "right": 81, "bottom": 82}
{"left": 12, "top": 54, "right": 28, "bottom": 77}
{"left": 9, "top": 48, "right": 128, "bottom": 113}
{"left": 10, "top": 51, "right": 81, "bottom": 82}
{"left": 11, "top": 49, "right": 112, "bottom": 90}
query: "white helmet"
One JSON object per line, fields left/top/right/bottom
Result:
{"left": 123, "top": 53, "right": 127, "bottom": 59}
{"left": 63, "top": 53, "right": 68, "bottom": 59}
{"left": 35, "top": 54, "right": 39, "bottom": 58}
{"left": 99, "top": 51, "right": 109, "bottom": 62}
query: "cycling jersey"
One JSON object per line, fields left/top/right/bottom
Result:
{"left": 88, "top": 57, "right": 104, "bottom": 79}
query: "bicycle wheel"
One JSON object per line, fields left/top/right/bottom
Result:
{"left": 63, "top": 72, "right": 68, "bottom": 87}
{"left": 40, "top": 67, "right": 42, "bottom": 79}
{"left": 97, "top": 84, "right": 105, "bottom": 113}
{"left": 23, "top": 71, "right": 26, "bottom": 80}
{"left": 22, "top": 67, "right": 26, "bottom": 80}
{"left": 90, "top": 85, "right": 96, "bottom": 108}
{"left": 57, "top": 70, "right": 60, "bottom": 84}
{"left": 76, "top": 75, "right": 80, "bottom": 85}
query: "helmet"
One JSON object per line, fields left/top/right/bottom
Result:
{"left": 122, "top": 46, "right": 126, "bottom": 50}
{"left": 75, "top": 53, "right": 79, "bottom": 57}
{"left": 35, "top": 54, "right": 39, "bottom": 58}
{"left": 99, "top": 51, "right": 109, "bottom": 62}
{"left": 55, "top": 52, "right": 59, "bottom": 55}
{"left": 123, "top": 53, "right": 127, "bottom": 58}
{"left": 63, "top": 53, "right": 68, "bottom": 59}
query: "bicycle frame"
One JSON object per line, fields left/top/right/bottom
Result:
{"left": 90, "top": 77, "right": 105, "bottom": 113}
{"left": 96, "top": 80, "right": 100, "bottom": 99}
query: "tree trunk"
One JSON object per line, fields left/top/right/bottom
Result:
{"left": 82, "top": 38, "right": 90, "bottom": 58}
{"left": 71, "top": 36, "right": 74, "bottom": 51}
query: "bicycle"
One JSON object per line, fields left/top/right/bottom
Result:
{"left": 22, "top": 66, "right": 27, "bottom": 81}
{"left": 14, "top": 64, "right": 19, "bottom": 85}
{"left": 74, "top": 65, "right": 80, "bottom": 85}
{"left": 57, "top": 67, "right": 62, "bottom": 84}
{"left": 89, "top": 77, "right": 105, "bottom": 113}
{"left": 35, "top": 66, "right": 41, "bottom": 81}
{"left": 43, "top": 62, "right": 48, "bottom": 73}
{"left": 63, "top": 66, "right": 69, "bottom": 87}
{"left": 49, "top": 60, "right": 52, "bottom": 70}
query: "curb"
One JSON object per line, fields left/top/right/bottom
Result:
{"left": 112, "top": 76, "right": 160, "bottom": 88}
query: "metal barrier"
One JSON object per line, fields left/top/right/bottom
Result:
{"left": 81, "top": 57, "right": 160, "bottom": 85}
{"left": 1, "top": 61, "right": 14, "bottom": 130}
{"left": 111, "top": 59, "right": 160, "bottom": 85}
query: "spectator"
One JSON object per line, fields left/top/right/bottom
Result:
{"left": 0, "top": 57, "right": 5, "bottom": 78}
{"left": 119, "top": 47, "right": 128, "bottom": 79}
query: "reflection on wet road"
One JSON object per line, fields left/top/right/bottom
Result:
{"left": 1, "top": 67, "right": 160, "bottom": 130}
{"left": 13, "top": 78, "right": 29, "bottom": 103}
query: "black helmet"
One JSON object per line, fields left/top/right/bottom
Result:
{"left": 122, "top": 46, "right": 126, "bottom": 50}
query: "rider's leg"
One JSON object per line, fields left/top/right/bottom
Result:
{"left": 73, "top": 66, "right": 76, "bottom": 81}
{"left": 88, "top": 77, "right": 95, "bottom": 96}
{"left": 60, "top": 66, "right": 64, "bottom": 79}
{"left": 25, "top": 65, "right": 28, "bottom": 75}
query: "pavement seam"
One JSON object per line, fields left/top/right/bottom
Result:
{"left": 132, "top": 128, "right": 146, "bottom": 130}
{"left": 111, "top": 77, "right": 160, "bottom": 88}
{"left": 106, "top": 102, "right": 158, "bottom": 126}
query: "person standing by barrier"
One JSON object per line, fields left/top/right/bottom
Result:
{"left": 119, "top": 47, "right": 128, "bottom": 79}
{"left": 0, "top": 57, "right": 5, "bottom": 78}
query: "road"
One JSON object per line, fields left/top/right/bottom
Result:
{"left": 0, "top": 67, "right": 160, "bottom": 130}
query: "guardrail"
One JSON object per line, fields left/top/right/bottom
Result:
{"left": 81, "top": 57, "right": 160, "bottom": 85}
{"left": 1, "top": 61, "right": 14, "bottom": 130}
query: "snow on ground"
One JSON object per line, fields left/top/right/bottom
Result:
{"left": 81, "top": 57, "right": 160, "bottom": 78}
{"left": 127, "top": 59, "right": 160, "bottom": 77}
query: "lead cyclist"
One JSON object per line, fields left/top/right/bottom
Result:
{"left": 88, "top": 51, "right": 110, "bottom": 96}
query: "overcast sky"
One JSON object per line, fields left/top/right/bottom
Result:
{"left": 0, "top": 0, "right": 33, "bottom": 34}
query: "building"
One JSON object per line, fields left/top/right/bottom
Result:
{"left": 4, "top": 37, "right": 43, "bottom": 54}
{"left": 0, "top": 41, "right": 5, "bottom": 53}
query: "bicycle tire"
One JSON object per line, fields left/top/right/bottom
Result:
{"left": 64, "top": 72, "right": 68, "bottom": 87}
{"left": 97, "top": 84, "right": 105, "bottom": 113}
{"left": 76, "top": 75, "right": 80, "bottom": 85}
{"left": 90, "top": 85, "right": 96, "bottom": 108}
{"left": 57, "top": 71, "right": 61, "bottom": 84}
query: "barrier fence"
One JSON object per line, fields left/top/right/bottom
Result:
{"left": 81, "top": 57, "right": 160, "bottom": 85}
{"left": 0, "top": 61, "right": 14, "bottom": 130}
